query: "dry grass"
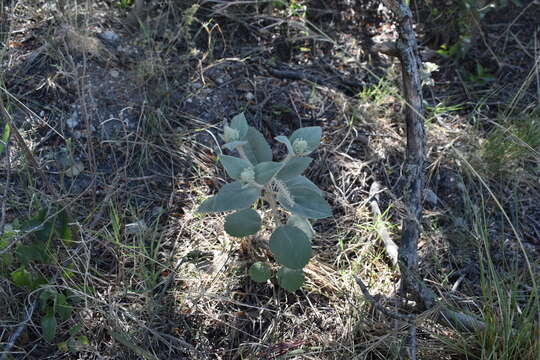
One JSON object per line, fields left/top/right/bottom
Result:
{"left": 0, "top": 0, "right": 538, "bottom": 359}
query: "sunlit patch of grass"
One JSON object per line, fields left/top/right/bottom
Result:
{"left": 482, "top": 111, "right": 540, "bottom": 174}
{"left": 439, "top": 152, "right": 540, "bottom": 360}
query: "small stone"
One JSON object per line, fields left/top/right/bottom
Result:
{"left": 100, "top": 30, "right": 119, "bottom": 43}
{"left": 64, "top": 161, "right": 84, "bottom": 177}
{"left": 245, "top": 92, "right": 255, "bottom": 101}
{"left": 66, "top": 112, "right": 79, "bottom": 128}
{"left": 110, "top": 69, "right": 119, "bottom": 78}
{"left": 424, "top": 188, "right": 439, "bottom": 205}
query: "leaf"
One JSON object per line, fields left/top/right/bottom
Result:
{"left": 16, "top": 243, "right": 49, "bottom": 265}
{"left": 254, "top": 161, "right": 283, "bottom": 185}
{"left": 289, "top": 126, "right": 322, "bottom": 154}
{"left": 224, "top": 208, "right": 261, "bottom": 237}
{"left": 0, "top": 232, "right": 14, "bottom": 266}
{"left": 56, "top": 210, "right": 73, "bottom": 246}
{"left": 277, "top": 157, "right": 312, "bottom": 180}
{"left": 197, "top": 181, "right": 260, "bottom": 213}
{"left": 0, "top": 121, "right": 10, "bottom": 157}
{"left": 55, "top": 293, "right": 72, "bottom": 321}
{"left": 223, "top": 140, "right": 248, "bottom": 151}
{"left": 286, "top": 215, "right": 315, "bottom": 240}
{"left": 41, "top": 312, "right": 57, "bottom": 342}
{"left": 230, "top": 113, "right": 249, "bottom": 139}
{"left": 284, "top": 175, "right": 322, "bottom": 195}
{"left": 282, "top": 186, "right": 332, "bottom": 219}
{"left": 219, "top": 155, "right": 251, "bottom": 179}
{"left": 249, "top": 262, "right": 271, "bottom": 283}
{"left": 275, "top": 135, "right": 293, "bottom": 154}
{"left": 11, "top": 267, "right": 33, "bottom": 288}
{"left": 243, "top": 127, "right": 272, "bottom": 164}
{"left": 269, "top": 225, "right": 312, "bottom": 269}
{"left": 277, "top": 267, "right": 305, "bottom": 292}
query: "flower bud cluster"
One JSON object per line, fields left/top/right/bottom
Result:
{"left": 292, "top": 138, "right": 309, "bottom": 156}
{"left": 240, "top": 167, "right": 255, "bottom": 184}
{"left": 223, "top": 125, "right": 240, "bottom": 143}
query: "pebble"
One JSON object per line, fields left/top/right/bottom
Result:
{"left": 100, "top": 30, "right": 119, "bottom": 43}
{"left": 110, "top": 69, "right": 119, "bottom": 78}
{"left": 66, "top": 112, "right": 79, "bottom": 128}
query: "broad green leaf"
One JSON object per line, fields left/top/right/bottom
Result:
{"left": 269, "top": 225, "right": 312, "bottom": 269}
{"left": 243, "top": 127, "right": 272, "bottom": 164}
{"left": 230, "top": 113, "right": 249, "bottom": 139}
{"left": 277, "top": 157, "right": 312, "bottom": 180}
{"left": 39, "top": 288, "right": 56, "bottom": 312}
{"left": 0, "top": 233, "right": 14, "bottom": 266}
{"left": 283, "top": 187, "right": 332, "bottom": 219}
{"left": 16, "top": 243, "right": 49, "bottom": 265}
{"left": 0, "top": 121, "right": 10, "bottom": 156}
{"left": 197, "top": 181, "right": 260, "bottom": 213}
{"left": 55, "top": 293, "right": 72, "bottom": 321}
{"left": 11, "top": 267, "right": 33, "bottom": 288}
{"left": 224, "top": 208, "right": 261, "bottom": 237}
{"left": 56, "top": 210, "right": 73, "bottom": 247}
{"left": 277, "top": 267, "right": 305, "bottom": 292}
{"left": 285, "top": 175, "right": 322, "bottom": 195}
{"left": 286, "top": 215, "right": 315, "bottom": 240}
{"left": 41, "top": 312, "right": 57, "bottom": 342}
{"left": 254, "top": 161, "right": 283, "bottom": 185}
{"left": 249, "top": 262, "right": 271, "bottom": 283}
{"left": 289, "top": 126, "right": 321, "bottom": 154}
{"left": 275, "top": 135, "right": 293, "bottom": 154}
{"left": 219, "top": 155, "right": 251, "bottom": 179}
{"left": 223, "top": 140, "right": 248, "bottom": 151}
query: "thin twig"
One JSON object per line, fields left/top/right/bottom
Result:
{"left": 0, "top": 299, "right": 37, "bottom": 360}
{"left": 0, "top": 140, "right": 11, "bottom": 236}
{"left": 369, "top": 182, "right": 399, "bottom": 266}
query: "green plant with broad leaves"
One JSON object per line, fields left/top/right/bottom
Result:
{"left": 197, "top": 113, "right": 331, "bottom": 291}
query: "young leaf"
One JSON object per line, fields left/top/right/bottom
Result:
{"left": 230, "top": 113, "right": 249, "bottom": 139}
{"left": 224, "top": 208, "right": 261, "bottom": 237}
{"left": 289, "top": 126, "right": 322, "bottom": 155}
{"left": 276, "top": 267, "right": 305, "bottom": 292}
{"left": 254, "top": 161, "right": 284, "bottom": 185}
{"left": 197, "top": 181, "right": 260, "bottom": 213}
{"left": 275, "top": 135, "right": 293, "bottom": 154}
{"left": 219, "top": 155, "right": 251, "bottom": 179}
{"left": 243, "top": 127, "right": 273, "bottom": 164}
{"left": 249, "top": 262, "right": 271, "bottom": 283}
{"left": 41, "top": 312, "right": 57, "bottom": 343}
{"left": 277, "top": 157, "right": 312, "bottom": 180}
{"left": 11, "top": 267, "right": 33, "bottom": 288}
{"left": 269, "top": 225, "right": 312, "bottom": 269}
{"left": 286, "top": 215, "right": 315, "bottom": 240}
